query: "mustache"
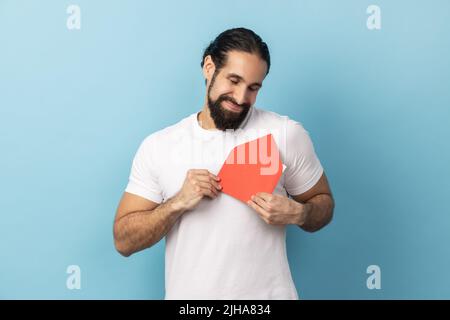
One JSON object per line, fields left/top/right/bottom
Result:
{"left": 217, "top": 95, "right": 250, "bottom": 109}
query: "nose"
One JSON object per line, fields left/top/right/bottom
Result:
{"left": 233, "top": 86, "right": 251, "bottom": 106}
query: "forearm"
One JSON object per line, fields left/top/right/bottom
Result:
{"left": 114, "top": 196, "right": 184, "bottom": 257}
{"left": 298, "top": 194, "right": 334, "bottom": 232}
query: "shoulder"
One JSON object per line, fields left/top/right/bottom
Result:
{"left": 250, "top": 108, "right": 318, "bottom": 168}
{"left": 252, "top": 107, "right": 310, "bottom": 139}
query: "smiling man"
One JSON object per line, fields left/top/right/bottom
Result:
{"left": 113, "top": 28, "right": 335, "bottom": 299}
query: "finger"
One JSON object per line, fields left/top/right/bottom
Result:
{"left": 195, "top": 181, "right": 219, "bottom": 196}
{"left": 255, "top": 192, "right": 273, "bottom": 202}
{"left": 189, "top": 169, "right": 211, "bottom": 176}
{"left": 199, "top": 186, "right": 217, "bottom": 199}
{"left": 251, "top": 195, "right": 272, "bottom": 212}
{"left": 247, "top": 199, "right": 270, "bottom": 220}
{"left": 209, "top": 173, "right": 221, "bottom": 181}
{"left": 189, "top": 169, "right": 220, "bottom": 181}
{"left": 193, "top": 176, "right": 222, "bottom": 191}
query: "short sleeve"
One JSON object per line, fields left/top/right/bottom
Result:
{"left": 125, "top": 136, "right": 163, "bottom": 203}
{"left": 283, "top": 120, "right": 324, "bottom": 196}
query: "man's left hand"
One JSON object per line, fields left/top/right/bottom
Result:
{"left": 247, "top": 192, "right": 309, "bottom": 226}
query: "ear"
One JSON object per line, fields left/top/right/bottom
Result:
{"left": 202, "top": 55, "right": 216, "bottom": 84}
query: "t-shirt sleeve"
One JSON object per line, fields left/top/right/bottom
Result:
{"left": 283, "top": 120, "right": 324, "bottom": 196}
{"left": 124, "top": 136, "right": 163, "bottom": 203}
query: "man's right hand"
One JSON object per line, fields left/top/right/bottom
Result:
{"left": 172, "top": 169, "right": 222, "bottom": 213}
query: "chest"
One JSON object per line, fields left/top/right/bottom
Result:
{"left": 157, "top": 135, "right": 288, "bottom": 201}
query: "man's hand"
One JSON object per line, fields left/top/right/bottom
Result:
{"left": 172, "top": 169, "right": 222, "bottom": 213}
{"left": 247, "top": 192, "right": 308, "bottom": 226}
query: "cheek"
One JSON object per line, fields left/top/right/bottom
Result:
{"left": 249, "top": 91, "right": 259, "bottom": 104}
{"left": 210, "top": 82, "right": 233, "bottom": 99}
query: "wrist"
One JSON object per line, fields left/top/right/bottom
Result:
{"left": 168, "top": 194, "right": 188, "bottom": 215}
{"left": 296, "top": 201, "right": 313, "bottom": 227}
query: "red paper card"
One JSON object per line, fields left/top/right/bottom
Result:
{"left": 218, "top": 133, "right": 284, "bottom": 203}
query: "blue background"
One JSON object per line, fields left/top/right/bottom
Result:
{"left": 1, "top": 0, "right": 449, "bottom": 299}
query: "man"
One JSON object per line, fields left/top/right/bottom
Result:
{"left": 113, "top": 28, "right": 334, "bottom": 299}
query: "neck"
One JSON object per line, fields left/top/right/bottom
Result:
{"left": 197, "top": 104, "right": 217, "bottom": 130}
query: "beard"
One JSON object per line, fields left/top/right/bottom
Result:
{"left": 207, "top": 72, "right": 251, "bottom": 131}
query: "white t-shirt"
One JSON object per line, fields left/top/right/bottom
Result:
{"left": 125, "top": 106, "right": 324, "bottom": 299}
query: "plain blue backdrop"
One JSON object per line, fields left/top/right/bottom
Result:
{"left": 1, "top": 0, "right": 449, "bottom": 299}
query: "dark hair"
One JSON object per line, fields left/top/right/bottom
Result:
{"left": 200, "top": 27, "right": 271, "bottom": 75}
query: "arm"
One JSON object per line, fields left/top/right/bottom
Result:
{"left": 113, "top": 193, "right": 184, "bottom": 257}
{"left": 114, "top": 169, "right": 222, "bottom": 257}
{"left": 247, "top": 172, "right": 334, "bottom": 232}
{"left": 293, "top": 192, "right": 334, "bottom": 232}
{"left": 291, "top": 172, "right": 334, "bottom": 232}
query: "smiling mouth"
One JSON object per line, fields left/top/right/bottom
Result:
{"left": 222, "top": 100, "right": 243, "bottom": 112}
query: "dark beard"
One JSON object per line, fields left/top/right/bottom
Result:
{"left": 207, "top": 72, "right": 251, "bottom": 131}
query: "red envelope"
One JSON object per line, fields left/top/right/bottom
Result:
{"left": 218, "top": 133, "right": 284, "bottom": 203}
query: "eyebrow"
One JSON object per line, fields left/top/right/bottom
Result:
{"left": 227, "top": 73, "right": 262, "bottom": 88}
